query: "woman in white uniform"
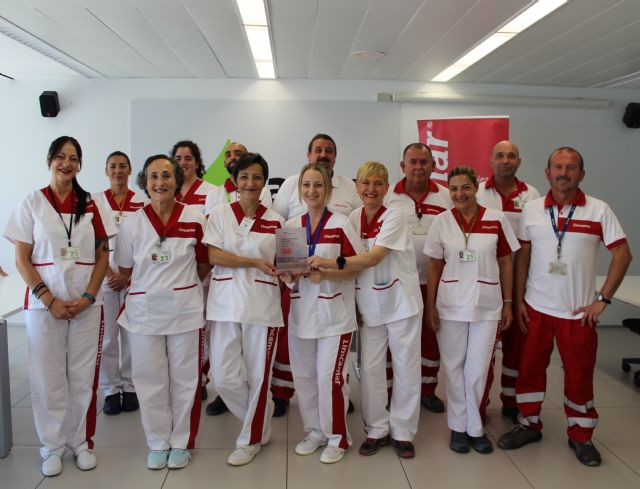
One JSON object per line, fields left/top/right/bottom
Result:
{"left": 95, "top": 151, "right": 147, "bottom": 415}
{"left": 204, "top": 153, "right": 284, "bottom": 466}
{"left": 282, "top": 163, "right": 361, "bottom": 464}
{"left": 424, "top": 166, "right": 519, "bottom": 454}
{"left": 115, "top": 155, "right": 210, "bottom": 470}
{"left": 4, "top": 136, "right": 112, "bottom": 476}
{"left": 307, "top": 161, "right": 422, "bottom": 459}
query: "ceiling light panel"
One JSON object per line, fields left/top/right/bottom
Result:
{"left": 235, "top": 0, "right": 275, "bottom": 78}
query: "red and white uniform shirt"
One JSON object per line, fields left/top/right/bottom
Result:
{"left": 95, "top": 189, "right": 148, "bottom": 291}
{"left": 424, "top": 207, "right": 520, "bottom": 322}
{"left": 518, "top": 189, "right": 627, "bottom": 319}
{"left": 477, "top": 177, "right": 540, "bottom": 233}
{"left": 204, "top": 178, "right": 272, "bottom": 216}
{"left": 286, "top": 211, "right": 362, "bottom": 339}
{"left": 346, "top": 206, "right": 422, "bottom": 326}
{"left": 115, "top": 203, "right": 208, "bottom": 335}
{"left": 386, "top": 178, "right": 451, "bottom": 284}
{"left": 176, "top": 179, "right": 217, "bottom": 215}
{"left": 273, "top": 173, "right": 361, "bottom": 220}
{"left": 203, "top": 202, "right": 284, "bottom": 327}
{"left": 4, "top": 188, "right": 113, "bottom": 309}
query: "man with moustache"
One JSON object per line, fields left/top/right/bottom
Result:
{"left": 477, "top": 141, "right": 540, "bottom": 422}
{"left": 498, "top": 147, "right": 632, "bottom": 467}
{"left": 271, "top": 134, "right": 361, "bottom": 417}
{"left": 386, "top": 143, "right": 452, "bottom": 413}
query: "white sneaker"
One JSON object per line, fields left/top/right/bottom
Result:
{"left": 295, "top": 437, "right": 327, "bottom": 456}
{"left": 227, "top": 444, "right": 261, "bottom": 466}
{"left": 41, "top": 454, "right": 63, "bottom": 477}
{"left": 75, "top": 449, "right": 97, "bottom": 470}
{"left": 320, "top": 446, "right": 345, "bottom": 464}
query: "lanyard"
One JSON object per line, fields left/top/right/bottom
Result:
{"left": 48, "top": 186, "right": 75, "bottom": 247}
{"left": 456, "top": 207, "right": 479, "bottom": 250}
{"left": 360, "top": 206, "right": 386, "bottom": 239}
{"left": 306, "top": 208, "right": 329, "bottom": 256}
{"left": 409, "top": 190, "right": 430, "bottom": 220}
{"left": 109, "top": 189, "right": 128, "bottom": 215}
{"left": 549, "top": 204, "right": 576, "bottom": 260}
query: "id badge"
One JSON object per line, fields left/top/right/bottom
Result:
{"left": 237, "top": 217, "right": 254, "bottom": 236}
{"left": 114, "top": 214, "right": 126, "bottom": 225}
{"left": 412, "top": 223, "right": 428, "bottom": 235}
{"left": 151, "top": 251, "right": 171, "bottom": 264}
{"left": 61, "top": 246, "right": 80, "bottom": 260}
{"left": 513, "top": 197, "right": 524, "bottom": 210}
{"left": 361, "top": 239, "right": 369, "bottom": 252}
{"left": 458, "top": 250, "right": 476, "bottom": 262}
{"left": 548, "top": 261, "right": 567, "bottom": 275}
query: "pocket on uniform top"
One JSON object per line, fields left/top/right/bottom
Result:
{"left": 317, "top": 289, "right": 347, "bottom": 326}
{"left": 370, "top": 278, "right": 405, "bottom": 314}
{"left": 437, "top": 277, "right": 459, "bottom": 308}
{"left": 173, "top": 282, "right": 203, "bottom": 319}
{"left": 144, "top": 287, "right": 177, "bottom": 324}
{"left": 474, "top": 276, "right": 501, "bottom": 309}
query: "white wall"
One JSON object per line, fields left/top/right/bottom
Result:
{"left": 1, "top": 78, "right": 638, "bottom": 322}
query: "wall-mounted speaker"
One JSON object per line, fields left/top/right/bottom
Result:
{"left": 39, "top": 91, "right": 59, "bottom": 117}
{"left": 623, "top": 103, "right": 640, "bottom": 128}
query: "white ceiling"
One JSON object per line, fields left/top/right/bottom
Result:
{"left": 1, "top": 0, "right": 640, "bottom": 89}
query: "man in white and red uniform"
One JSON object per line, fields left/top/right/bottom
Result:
{"left": 270, "top": 134, "right": 361, "bottom": 416}
{"left": 477, "top": 140, "right": 540, "bottom": 421}
{"left": 498, "top": 146, "right": 632, "bottom": 467}
{"left": 386, "top": 143, "right": 452, "bottom": 413}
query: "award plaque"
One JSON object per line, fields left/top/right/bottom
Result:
{"left": 276, "top": 227, "right": 309, "bottom": 272}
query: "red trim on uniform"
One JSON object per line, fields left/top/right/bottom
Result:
{"left": 249, "top": 326, "right": 278, "bottom": 445}
{"left": 393, "top": 178, "right": 446, "bottom": 216}
{"left": 451, "top": 206, "right": 488, "bottom": 233}
{"left": 224, "top": 178, "right": 236, "bottom": 194}
{"left": 75, "top": 261, "right": 96, "bottom": 266}
{"left": 606, "top": 237, "right": 627, "bottom": 250}
{"left": 230, "top": 202, "right": 278, "bottom": 234}
{"left": 85, "top": 306, "right": 104, "bottom": 449}
{"left": 32, "top": 262, "right": 54, "bottom": 266}
{"left": 255, "top": 279, "right": 278, "bottom": 287}
{"left": 518, "top": 238, "right": 531, "bottom": 245}
{"left": 187, "top": 328, "right": 205, "bottom": 449}
{"left": 373, "top": 278, "right": 400, "bottom": 291}
{"left": 318, "top": 293, "right": 342, "bottom": 300}
{"left": 104, "top": 189, "right": 142, "bottom": 212}
{"left": 360, "top": 206, "right": 386, "bottom": 240}
{"left": 331, "top": 332, "right": 353, "bottom": 450}
{"left": 23, "top": 287, "right": 29, "bottom": 310}
{"left": 441, "top": 279, "right": 459, "bottom": 283}
{"left": 213, "top": 277, "right": 233, "bottom": 282}
{"left": 477, "top": 280, "right": 499, "bottom": 285}
{"left": 177, "top": 179, "right": 205, "bottom": 205}
{"left": 484, "top": 177, "right": 529, "bottom": 213}
{"left": 143, "top": 202, "right": 185, "bottom": 240}
{"left": 479, "top": 321, "right": 500, "bottom": 425}
{"left": 129, "top": 291, "right": 146, "bottom": 295}
{"left": 543, "top": 188, "right": 587, "bottom": 208}
{"left": 555, "top": 219, "right": 602, "bottom": 239}
{"left": 174, "top": 283, "right": 197, "bottom": 291}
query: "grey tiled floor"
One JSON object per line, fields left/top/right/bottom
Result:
{"left": 2, "top": 323, "right": 640, "bottom": 488}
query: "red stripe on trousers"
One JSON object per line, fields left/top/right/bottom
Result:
{"left": 272, "top": 287, "right": 294, "bottom": 400}
{"left": 331, "top": 332, "right": 353, "bottom": 450}
{"left": 479, "top": 323, "right": 500, "bottom": 424}
{"left": 249, "top": 326, "right": 278, "bottom": 445}
{"left": 500, "top": 323, "right": 527, "bottom": 408}
{"left": 187, "top": 328, "right": 205, "bottom": 449}
{"left": 85, "top": 306, "right": 105, "bottom": 449}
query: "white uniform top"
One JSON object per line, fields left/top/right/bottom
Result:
{"left": 203, "top": 202, "right": 284, "bottom": 327}
{"left": 424, "top": 206, "right": 520, "bottom": 322}
{"left": 204, "top": 178, "right": 272, "bottom": 216}
{"left": 176, "top": 179, "right": 217, "bottom": 215}
{"left": 115, "top": 203, "right": 208, "bottom": 335}
{"left": 272, "top": 173, "right": 361, "bottom": 220}
{"left": 518, "top": 189, "right": 627, "bottom": 320}
{"left": 477, "top": 176, "right": 540, "bottom": 235}
{"left": 287, "top": 210, "right": 362, "bottom": 339}
{"left": 347, "top": 206, "right": 422, "bottom": 327}
{"left": 4, "top": 187, "right": 114, "bottom": 308}
{"left": 94, "top": 189, "right": 149, "bottom": 291}
{"left": 385, "top": 178, "right": 452, "bottom": 284}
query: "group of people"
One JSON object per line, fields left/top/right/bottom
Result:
{"left": 3, "top": 133, "right": 632, "bottom": 478}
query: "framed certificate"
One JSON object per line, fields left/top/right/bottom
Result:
{"left": 276, "top": 228, "right": 308, "bottom": 272}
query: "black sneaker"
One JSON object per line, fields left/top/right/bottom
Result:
{"left": 421, "top": 394, "right": 445, "bottom": 413}
{"left": 103, "top": 394, "right": 121, "bottom": 415}
{"left": 201, "top": 386, "right": 208, "bottom": 401}
{"left": 450, "top": 431, "right": 470, "bottom": 453}
{"left": 273, "top": 398, "right": 289, "bottom": 417}
{"left": 392, "top": 439, "right": 415, "bottom": 458}
{"left": 501, "top": 406, "right": 519, "bottom": 423}
{"left": 469, "top": 434, "right": 494, "bottom": 454}
{"left": 498, "top": 424, "right": 542, "bottom": 450}
{"left": 568, "top": 439, "right": 601, "bottom": 467}
{"left": 121, "top": 392, "right": 139, "bottom": 412}
{"left": 348, "top": 400, "right": 355, "bottom": 414}
{"left": 359, "top": 435, "right": 389, "bottom": 456}
{"left": 206, "top": 395, "right": 228, "bottom": 416}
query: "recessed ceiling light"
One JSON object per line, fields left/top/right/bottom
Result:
{"left": 350, "top": 50, "right": 386, "bottom": 60}
{"left": 432, "top": 0, "right": 568, "bottom": 82}
{"left": 235, "top": 0, "right": 276, "bottom": 79}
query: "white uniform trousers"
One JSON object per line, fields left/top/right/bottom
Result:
{"left": 25, "top": 306, "right": 103, "bottom": 459}
{"left": 129, "top": 329, "right": 203, "bottom": 450}
{"left": 360, "top": 313, "right": 422, "bottom": 441}
{"left": 210, "top": 322, "right": 278, "bottom": 447}
{"left": 437, "top": 319, "right": 498, "bottom": 437}
{"left": 288, "top": 331, "right": 353, "bottom": 450}
{"left": 99, "top": 288, "right": 134, "bottom": 396}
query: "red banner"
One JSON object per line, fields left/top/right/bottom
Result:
{"left": 417, "top": 117, "right": 509, "bottom": 184}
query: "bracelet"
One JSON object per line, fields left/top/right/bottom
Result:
{"left": 35, "top": 287, "right": 49, "bottom": 300}
{"left": 503, "top": 299, "right": 513, "bottom": 304}
{"left": 31, "top": 282, "right": 46, "bottom": 296}
{"left": 46, "top": 298, "right": 56, "bottom": 311}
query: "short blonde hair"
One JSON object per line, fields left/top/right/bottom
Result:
{"left": 298, "top": 163, "right": 333, "bottom": 207}
{"left": 448, "top": 165, "right": 478, "bottom": 188}
{"left": 356, "top": 161, "right": 389, "bottom": 185}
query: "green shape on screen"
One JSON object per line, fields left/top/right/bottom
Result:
{"left": 203, "top": 139, "right": 230, "bottom": 185}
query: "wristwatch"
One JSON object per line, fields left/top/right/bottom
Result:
{"left": 336, "top": 256, "right": 346, "bottom": 270}
{"left": 82, "top": 291, "right": 96, "bottom": 304}
{"left": 596, "top": 293, "right": 611, "bottom": 305}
